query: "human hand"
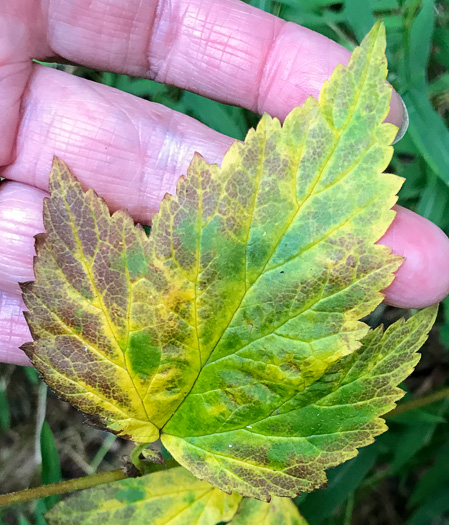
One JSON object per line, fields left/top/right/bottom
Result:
{"left": 1, "top": 0, "right": 449, "bottom": 366}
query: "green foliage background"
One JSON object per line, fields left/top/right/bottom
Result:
{"left": 1, "top": 1, "right": 449, "bottom": 524}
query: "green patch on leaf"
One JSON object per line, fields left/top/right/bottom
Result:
{"left": 22, "top": 23, "right": 438, "bottom": 500}
{"left": 114, "top": 487, "right": 146, "bottom": 503}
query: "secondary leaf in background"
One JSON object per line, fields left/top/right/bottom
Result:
{"left": 297, "top": 444, "right": 380, "bottom": 524}
{"left": 40, "top": 421, "right": 62, "bottom": 508}
{"left": 399, "top": 0, "right": 449, "bottom": 189}
{"left": 21, "top": 24, "right": 437, "bottom": 500}
{"left": 403, "top": 89, "right": 449, "bottom": 187}
{"left": 0, "top": 379, "right": 10, "bottom": 433}
{"left": 409, "top": 441, "right": 449, "bottom": 508}
{"left": 45, "top": 467, "right": 241, "bottom": 525}
{"left": 46, "top": 464, "right": 308, "bottom": 525}
{"left": 343, "top": 0, "right": 375, "bottom": 41}
{"left": 229, "top": 496, "right": 308, "bottom": 524}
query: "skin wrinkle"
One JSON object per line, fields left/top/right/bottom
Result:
{"left": 141, "top": 0, "right": 160, "bottom": 78}
{"left": 0, "top": 291, "right": 30, "bottom": 366}
{"left": 148, "top": 0, "right": 284, "bottom": 106}
{"left": 47, "top": 0, "right": 158, "bottom": 75}
{"left": 150, "top": 113, "right": 182, "bottom": 209}
{"left": 0, "top": 183, "right": 45, "bottom": 294}
{"left": 4, "top": 65, "right": 233, "bottom": 221}
{"left": 147, "top": 0, "right": 180, "bottom": 82}
{"left": 255, "top": 20, "right": 285, "bottom": 115}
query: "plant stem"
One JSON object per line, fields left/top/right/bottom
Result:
{"left": 130, "top": 442, "right": 150, "bottom": 472}
{"left": 89, "top": 433, "right": 117, "bottom": 473}
{"left": 388, "top": 386, "right": 449, "bottom": 417}
{"left": 0, "top": 469, "right": 126, "bottom": 508}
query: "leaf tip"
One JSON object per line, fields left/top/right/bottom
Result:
{"left": 48, "top": 156, "right": 77, "bottom": 194}
{"left": 34, "top": 231, "right": 48, "bottom": 253}
{"left": 50, "top": 155, "right": 68, "bottom": 177}
{"left": 365, "top": 20, "right": 386, "bottom": 45}
{"left": 19, "top": 341, "right": 35, "bottom": 359}
{"left": 414, "top": 303, "right": 439, "bottom": 330}
{"left": 18, "top": 280, "right": 33, "bottom": 294}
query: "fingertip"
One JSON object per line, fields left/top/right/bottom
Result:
{"left": 379, "top": 205, "right": 449, "bottom": 309}
{"left": 388, "top": 90, "right": 409, "bottom": 144}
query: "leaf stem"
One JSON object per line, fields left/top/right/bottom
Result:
{"left": 388, "top": 386, "right": 449, "bottom": 417}
{"left": 0, "top": 469, "right": 126, "bottom": 508}
{"left": 130, "top": 442, "right": 150, "bottom": 472}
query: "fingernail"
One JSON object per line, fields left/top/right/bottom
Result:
{"left": 392, "top": 96, "right": 409, "bottom": 145}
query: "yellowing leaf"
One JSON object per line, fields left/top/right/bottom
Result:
{"left": 45, "top": 467, "right": 241, "bottom": 525}
{"left": 229, "top": 497, "right": 308, "bottom": 525}
{"left": 21, "top": 158, "right": 196, "bottom": 442}
{"left": 21, "top": 23, "right": 438, "bottom": 500}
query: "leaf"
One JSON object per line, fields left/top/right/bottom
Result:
{"left": 391, "top": 393, "right": 445, "bottom": 473}
{"left": 0, "top": 380, "right": 10, "bottom": 432}
{"left": 406, "top": 485, "right": 449, "bottom": 525}
{"left": 45, "top": 467, "right": 241, "bottom": 525}
{"left": 21, "top": 159, "right": 166, "bottom": 442}
{"left": 21, "top": 23, "right": 437, "bottom": 499}
{"left": 402, "top": 88, "right": 449, "bottom": 187}
{"left": 343, "top": 0, "right": 375, "bottom": 42}
{"left": 409, "top": 441, "right": 449, "bottom": 507}
{"left": 40, "top": 421, "right": 62, "bottom": 507}
{"left": 163, "top": 306, "right": 437, "bottom": 499}
{"left": 141, "top": 446, "right": 165, "bottom": 465}
{"left": 405, "top": 0, "right": 435, "bottom": 87}
{"left": 229, "top": 496, "right": 308, "bottom": 525}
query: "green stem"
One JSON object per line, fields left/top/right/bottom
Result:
{"left": 388, "top": 386, "right": 449, "bottom": 417}
{"left": 130, "top": 442, "right": 150, "bottom": 472}
{"left": 0, "top": 469, "right": 126, "bottom": 508}
{"left": 89, "top": 434, "right": 117, "bottom": 473}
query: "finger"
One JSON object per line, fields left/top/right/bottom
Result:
{"left": 0, "top": 11, "right": 33, "bottom": 165}
{"left": 0, "top": 290, "right": 30, "bottom": 366}
{"left": 380, "top": 205, "right": 449, "bottom": 309}
{"left": 1, "top": 0, "right": 406, "bottom": 169}
{"left": 0, "top": 1, "right": 49, "bottom": 165}
{"left": 44, "top": 0, "right": 405, "bottom": 124}
{"left": 1, "top": 65, "right": 234, "bottom": 222}
{"left": 0, "top": 182, "right": 45, "bottom": 294}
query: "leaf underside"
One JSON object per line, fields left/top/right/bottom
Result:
{"left": 22, "top": 23, "right": 438, "bottom": 500}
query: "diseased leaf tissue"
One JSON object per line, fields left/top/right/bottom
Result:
{"left": 22, "top": 24, "right": 437, "bottom": 501}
